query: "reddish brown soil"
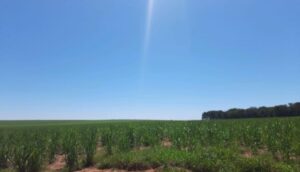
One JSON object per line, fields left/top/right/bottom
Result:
{"left": 162, "top": 139, "right": 172, "bottom": 147}
{"left": 242, "top": 150, "right": 253, "bottom": 158}
{"left": 75, "top": 167, "right": 126, "bottom": 172}
{"left": 46, "top": 154, "right": 158, "bottom": 172}
{"left": 47, "top": 154, "right": 66, "bottom": 171}
{"left": 75, "top": 167, "right": 157, "bottom": 172}
{"left": 75, "top": 167, "right": 191, "bottom": 172}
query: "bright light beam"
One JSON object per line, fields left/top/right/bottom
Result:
{"left": 144, "top": 0, "right": 154, "bottom": 55}
{"left": 139, "top": 0, "right": 154, "bottom": 90}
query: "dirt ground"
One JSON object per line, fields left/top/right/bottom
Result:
{"left": 47, "top": 155, "right": 66, "bottom": 171}
{"left": 75, "top": 167, "right": 190, "bottom": 172}
{"left": 75, "top": 167, "right": 126, "bottom": 172}
{"left": 161, "top": 139, "right": 172, "bottom": 147}
{"left": 46, "top": 140, "right": 185, "bottom": 172}
{"left": 47, "top": 154, "right": 163, "bottom": 172}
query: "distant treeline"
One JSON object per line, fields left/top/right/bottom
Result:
{"left": 202, "top": 102, "right": 300, "bottom": 119}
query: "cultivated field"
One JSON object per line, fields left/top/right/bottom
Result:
{"left": 0, "top": 118, "right": 300, "bottom": 172}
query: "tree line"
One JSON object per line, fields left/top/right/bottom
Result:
{"left": 202, "top": 102, "right": 300, "bottom": 119}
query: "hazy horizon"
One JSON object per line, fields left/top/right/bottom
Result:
{"left": 1, "top": 0, "right": 300, "bottom": 120}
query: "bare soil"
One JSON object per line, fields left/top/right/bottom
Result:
{"left": 75, "top": 167, "right": 189, "bottom": 172}
{"left": 161, "top": 139, "right": 172, "bottom": 147}
{"left": 242, "top": 150, "right": 253, "bottom": 158}
{"left": 47, "top": 154, "right": 66, "bottom": 171}
{"left": 75, "top": 167, "right": 127, "bottom": 172}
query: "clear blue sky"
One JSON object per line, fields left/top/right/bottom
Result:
{"left": 0, "top": 0, "right": 300, "bottom": 120}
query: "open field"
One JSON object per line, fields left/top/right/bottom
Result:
{"left": 0, "top": 118, "right": 300, "bottom": 172}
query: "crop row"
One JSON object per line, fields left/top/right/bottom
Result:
{"left": 0, "top": 118, "right": 299, "bottom": 171}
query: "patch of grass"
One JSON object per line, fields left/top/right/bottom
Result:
{"left": 96, "top": 146, "right": 299, "bottom": 172}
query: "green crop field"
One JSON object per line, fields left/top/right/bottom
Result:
{"left": 0, "top": 118, "right": 300, "bottom": 172}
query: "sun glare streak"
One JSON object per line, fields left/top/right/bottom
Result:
{"left": 139, "top": 0, "right": 155, "bottom": 90}
{"left": 144, "top": 0, "right": 154, "bottom": 56}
